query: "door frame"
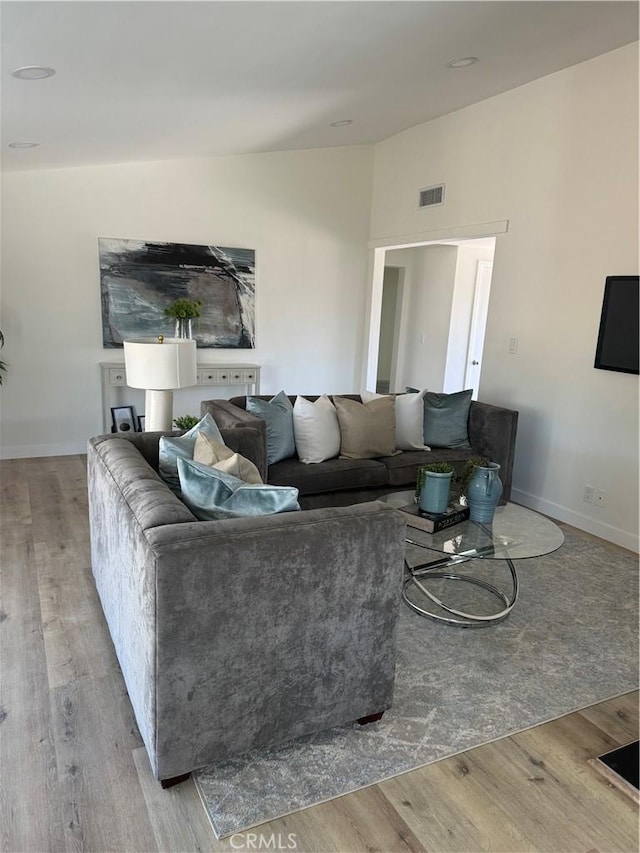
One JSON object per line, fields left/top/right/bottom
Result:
{"left": 363, "top": 220, "right": 509, "bottom": 391}
{"left": 464, "top": 259, "right": 494, "bottom": 398}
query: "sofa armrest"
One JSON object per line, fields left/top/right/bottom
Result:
{"left": 144, "top": 501, "right": 406, "bottom": 779}
{"left": 202, "top": 400, "right": 268, "bottom": 480}
{"left": 468, "top": 401, "right": 518, "bottom": 502}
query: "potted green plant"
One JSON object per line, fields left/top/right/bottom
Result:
{"left": 416, "top": 462, "right": 455, "bottom": 514}
{"left": 173, "top": 414, "right": 200, "bottom": 430}
{"left": 164, "top": 298, "right": 202, "bottom": 338}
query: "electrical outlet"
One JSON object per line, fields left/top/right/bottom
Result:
{"left": 508, "top": 337, "right": 518, "bottom": 354}
{"left": 583, "top": 485, "right": 595, "bottom": 503}
{"left": 595, "top": 489, "right": 607, "bottom": 507}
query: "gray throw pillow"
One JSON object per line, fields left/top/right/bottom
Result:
{"left": 422, "top": 389, "right": 473, "bottom": 449}
{"left": 246, "top": 390, "right": 295, "bottom": 465}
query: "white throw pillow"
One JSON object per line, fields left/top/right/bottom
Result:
{"left": 292, "top": 395, "right": 341, "bottom": 464}
{"left": 194, "top": 432, "right": 263, "bottom": 484}
{"left": 361, "top": 389, "right": 431, "bottom": 451}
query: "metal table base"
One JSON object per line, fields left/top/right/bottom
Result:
{"left": 402, "top": 549, "right": 519, "bottom": 627}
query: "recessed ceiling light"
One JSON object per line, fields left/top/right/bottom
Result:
{"left": 330, "top": 120, "right": 353, "bottom": 127}
{"left": 8, "top": 141, "right": 40, "bottom": 149}
{"left": 446, "top": 57, "right": 479, "bottom": 69}
{"left": 12, "top": 65, "right": 56, "bottom": 80}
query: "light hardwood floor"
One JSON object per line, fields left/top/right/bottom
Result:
{"left": 1, "top": 454, "right": 638, "bottom": 853}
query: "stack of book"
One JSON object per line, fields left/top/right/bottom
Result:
{"left": 399, "top": 502, "right": 470, "bottom": 533}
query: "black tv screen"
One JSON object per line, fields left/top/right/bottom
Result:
{"left": 594, "top": 276, "right": 639, "bottom": 375}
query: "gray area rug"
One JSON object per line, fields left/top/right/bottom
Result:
{"left": 195, "top": 527, "right": 639, "bottom": 837}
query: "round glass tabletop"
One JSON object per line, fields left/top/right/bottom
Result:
{"left": 381, "top": 491, "right": 564, "bottom": 561}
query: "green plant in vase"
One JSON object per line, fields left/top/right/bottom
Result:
{"left": 451, "top": 456, "right": 489, "bottom": 504}
{"left": 416, "top": 462, "right": 455, "bottom": 514}
{"left": 173, "top": 414, "right": 200, "bottom": 430}
{"left": 164, "top": 299, "right": 202, "bottom": 338}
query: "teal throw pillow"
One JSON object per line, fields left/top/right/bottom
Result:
{"left": 159, "top": 412, "right": 224, "bottom": 492}
{"left": 246, "top": 390, "right": 295, "bottom": 465}
{"left": 422, "top": 389, "right": 473, "bottom": 449}
{"left": 177, "top": 457, "right": 300, "bottom": 520}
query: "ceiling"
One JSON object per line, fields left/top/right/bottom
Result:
{"left": 1, "top": 1, "right": 638, "bottom": 172}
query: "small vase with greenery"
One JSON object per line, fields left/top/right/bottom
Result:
{"left": 416, "top": 462, "right": 455, "bottom": 514}
{"left": 173, "top": 414, "right": 200, "bottom": 431}
{"left": 164, "top": 299, "right": 202, "bottom": 338}
{"left": 451, "top": 456, "right": 489, "bottom": 504}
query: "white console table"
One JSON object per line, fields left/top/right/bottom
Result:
{"left": 100, "top": 362, "right": 261, "bottom": 432}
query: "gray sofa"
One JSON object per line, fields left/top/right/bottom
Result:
{"left": 87, "top": 427, "right": 406, "bottom": 785}
{"left": 201, "top": 395, "right": 519, "bottom": 510}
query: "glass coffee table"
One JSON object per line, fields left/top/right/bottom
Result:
{"left": 381, "top": 491, "right": 565, "bottom": 627}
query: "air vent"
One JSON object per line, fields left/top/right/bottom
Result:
{"left": 418, "top": 184, "right": 445, "bottom": 208}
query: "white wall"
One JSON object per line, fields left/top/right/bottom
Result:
{"left": 370, "top": 43, "right": 639, "bottom": 551}
{"left": 0, "top": 146, "right": 373, "bottom": 457}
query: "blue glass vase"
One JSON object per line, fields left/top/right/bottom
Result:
{"left": 419, "top": 471, "right": 452, "bottom": 514}
{"left": 467, "top": 462, "right": 502, "bottom": 523}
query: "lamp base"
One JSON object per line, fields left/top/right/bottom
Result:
{"left": 145, "top": 390, "right": 174, "bottom": 432}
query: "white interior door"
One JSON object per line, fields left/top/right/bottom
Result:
{"left": 464, "top": 260, "right": 493, "bottom": 398}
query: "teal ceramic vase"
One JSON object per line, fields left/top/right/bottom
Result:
{"left": 419, "top": 471, "right": 453, "bottom": 514}
{"left": 467, "top": 462, "right": 502, "bottom": 523}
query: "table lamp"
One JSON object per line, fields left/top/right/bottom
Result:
{"left": 123, "top": 336, "right": 197, "bottom": 432}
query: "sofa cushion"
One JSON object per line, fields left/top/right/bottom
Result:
{"left": 422, "top": 389, "right": 473, "bottom": 449}
{"left": 333, "top": 395, "right": 397, "bottom": 459}
{"left": 177, "top": 458, "right": 300, "bottom": 520}
{"left": 193, "top": 432, "right": 263, "bottom": 484}
{"left": 247, "top": 390, "right": 296, "bottom": 465}
{"left": 362, "top": 389, "right": 430, "bottom": 451}
{"left": 293, "top": 394, "right": 341, "bottom": 463}
{"left": 268, "top": 455, "right": 388, "bottom": 496}
{"left": 158, "top": 413, "right": 225, "bottom": 492}
{"left": 380, "top": 447, "right": 477, "bottom": 488}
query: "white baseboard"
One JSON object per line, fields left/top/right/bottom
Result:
{"left": 0, "top": 441, "right": 88, "bottom": 459}
{"left": 511, "top": 488, "right": 639, "bottom": 554}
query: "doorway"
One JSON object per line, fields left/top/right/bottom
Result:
{"left": 365, "top": 222, "right": 507, "bottom": 395}
{"left": 376, "top": 267, "right": 403, "bottom": 393}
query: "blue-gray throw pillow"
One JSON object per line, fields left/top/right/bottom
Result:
{"left": 177, "top": 457, "right": 300, "bottom": 520}
{"left": 159, "top": 412, "right": 224, "bottom": 492}
{"left": 246, "top": 390, "right": 295, "bottom": 465}
{"left": 422, "top": 389, "right": 473, "bottom": 449}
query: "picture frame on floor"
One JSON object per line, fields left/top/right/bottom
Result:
{"left": 111, "top": 405, "right": 137, "bottom": 433}
{"left": 137, "top": 415, "right": 145, "bottom": 432}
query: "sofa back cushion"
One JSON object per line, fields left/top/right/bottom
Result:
{"left": 89, "top": 436, "right": 196, "bottom": 530}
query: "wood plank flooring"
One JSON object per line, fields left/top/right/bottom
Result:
{"left": 1, "top": 454, "right": 638, "bottom": 853}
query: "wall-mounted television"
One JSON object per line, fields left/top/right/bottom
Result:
{"left": 594, "top": 275, "right": 639, "bottom": 375}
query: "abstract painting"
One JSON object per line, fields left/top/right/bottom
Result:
{"left": 99, "top": 238, "right": 255, "bottom": 348}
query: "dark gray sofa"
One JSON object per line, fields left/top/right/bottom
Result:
{"left": 87, "top": 427, "right": 406, "bottom": 785}
{"left": 201, "top": 395, "right": 519, "bottom": 510}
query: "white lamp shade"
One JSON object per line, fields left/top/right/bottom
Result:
{"left": 124, "top": 338, "right": 197, "bottom": 390}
